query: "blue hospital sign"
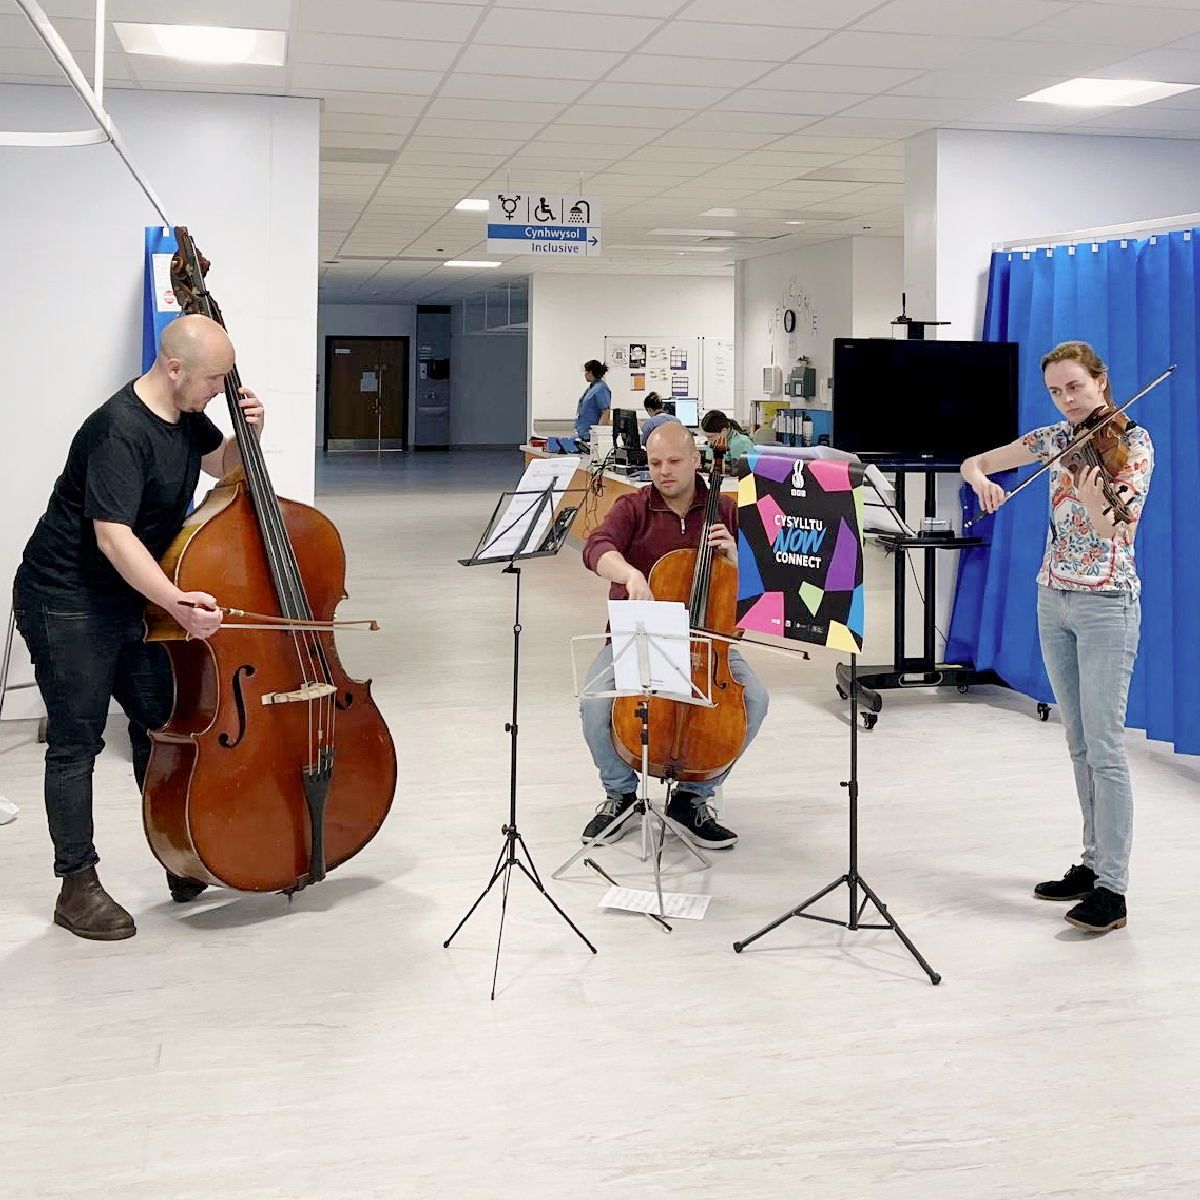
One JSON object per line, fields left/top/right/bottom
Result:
{"left": 487, "top": 194, "right": 602, "bottom": 257}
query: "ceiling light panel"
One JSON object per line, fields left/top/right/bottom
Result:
{"left": 1018, "top": 78, "right": 1198, "bottom": 107}
{"left": 114, "top": 23, "right": 287, "bottom": 65}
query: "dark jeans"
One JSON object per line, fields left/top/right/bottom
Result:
{"left": 13, "top": 572, "right": 173, "bottom": 877}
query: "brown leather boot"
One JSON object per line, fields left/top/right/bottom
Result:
{"left": 54, "top": 867, "right": 136, "bottom": 940}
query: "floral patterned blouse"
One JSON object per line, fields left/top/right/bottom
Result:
{"left": 1021, "top": 420, "right": 1154, "bottom": 596}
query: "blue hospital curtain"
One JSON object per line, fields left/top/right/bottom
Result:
{"left": 947, "top": 231, "right": 1200, "bottom": 755}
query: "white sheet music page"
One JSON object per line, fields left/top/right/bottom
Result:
{"left": 599, "top": 886, "right": 712, "bottom": 920}
{"left": 607, "top": 600, "right": 692, "bottom": 698}
{"left": 477, "top": 456, "right": 580, "bottom": 561}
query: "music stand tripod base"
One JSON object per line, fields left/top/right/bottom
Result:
{"left": 732, "top": 655, "right": 941, "bottom": 986}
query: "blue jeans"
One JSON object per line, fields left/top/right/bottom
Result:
{"left": 13, "top": 573, "right": 173, "bottom": 877}
{"left": 579, "top": 642, "right": 769, "bottom": 803}
{"left": 1036, "top": 585, "right": 1140, "bottom": 894}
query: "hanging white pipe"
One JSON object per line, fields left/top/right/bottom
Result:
{"left": 3, "top": 0, "right": 171, "bottom": 227}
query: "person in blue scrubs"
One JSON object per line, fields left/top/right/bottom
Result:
{"left": 573, "top": 360, "right": 611, "bottom": 446}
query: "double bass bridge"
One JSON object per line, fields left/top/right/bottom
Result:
{"left": 261, "top": 682, "right": 338, "bottom": 705}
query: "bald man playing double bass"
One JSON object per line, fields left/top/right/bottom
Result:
{"left": 13, "top": 314, "right": 263, "bottom": 941}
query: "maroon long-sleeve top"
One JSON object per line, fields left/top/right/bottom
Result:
{"left": 582, "top": 475, "right": 738, "bottom": 601}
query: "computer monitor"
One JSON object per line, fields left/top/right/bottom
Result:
{"left": 670, "top": 398, "right": 699, "bottom": 428}
{"left": 611, "top": 408, "right": 645, "bottom": 467}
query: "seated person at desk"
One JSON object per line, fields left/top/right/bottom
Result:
{"left": 641, "top": 392, "right": 677, "bottom": 438}
{"left": 700, "top": 410, "right": 755, "bottom": 469}
{"left": 577, "top": 421, "right": 770, "bottom": 849}
{"left": 571, "top": 359, "right": 611, "bottom": 449}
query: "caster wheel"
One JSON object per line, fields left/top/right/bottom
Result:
{"left": 957, "top": 683, "right": 969, "bottom": 695}
{"left": 861, "top": 712, "right": 878, "bottom": 730}
{"left": 836, "top": 685, "right": 848, "bottom": 700}
{"left": 1037, "top": 703, "right": 1051, "bottom": 722}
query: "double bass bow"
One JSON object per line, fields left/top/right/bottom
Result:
{"left": 141, "top": 227, "right": 397, "bottom": 894}
{"left": 610, "top": 450, "right": 748, "bottom": 783}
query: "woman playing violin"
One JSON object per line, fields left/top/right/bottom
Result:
{"left": 960, "top": 340, "right": 1153, "bottom": 934}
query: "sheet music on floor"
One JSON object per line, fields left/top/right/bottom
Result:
{"left": 599, "top": 886, "right": 712, "bottom": 920}
{"left": 475, "top": 455, "right": 580, "bottom": 561}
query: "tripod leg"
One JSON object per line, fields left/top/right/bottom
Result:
{"left": 511, "top": 855, "right": 597, "bottom": 954}
{"left": 854, "top": 875, "right": 941, "bottom": 986}
{"left": 444, "top": 838, "right": 509, "bottom": 948}
{"left": 551, "top": 800, "right": 643, "bottom": 879}
{"left": 732, "top": 875, "right": 849, "bottom": 953}
{"left": 490, "top": 852, "right": 516, "bottom": 1001}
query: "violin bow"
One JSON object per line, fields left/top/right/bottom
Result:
{"left": 964, "top": 364, "right": 1174, "bottom": 530}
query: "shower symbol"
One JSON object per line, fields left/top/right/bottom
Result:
{"left": 568, "top": 201, "right": 590, "bottom": 224}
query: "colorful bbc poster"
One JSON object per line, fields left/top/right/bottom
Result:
{"left": 735, "top": 451, "right": 865, "bottom": 653}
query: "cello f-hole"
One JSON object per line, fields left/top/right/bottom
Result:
{"left": 218, "top": 664, "right": 257, "bottom": 748}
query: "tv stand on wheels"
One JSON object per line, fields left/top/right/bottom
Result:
{"left": 837, "top": 466, "right": 1005, "bottom": 728}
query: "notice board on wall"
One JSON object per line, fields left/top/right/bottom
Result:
{"left": 603, "top": 336, "right": 702, "bottom": 413}
{"left": 701, "top": 337, "right": 734, "bottom": 414}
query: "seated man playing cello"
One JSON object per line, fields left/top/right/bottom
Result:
{"left": 577, "top": 420, "right": 769, "bottom": 848}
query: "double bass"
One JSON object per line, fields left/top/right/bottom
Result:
{"left": 610, "top": 451, "right": 748, "bottom": 782}
{"left": 142, "top": 228, "right": 397, "bottom": 893}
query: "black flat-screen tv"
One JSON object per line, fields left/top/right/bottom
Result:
{"left": 832, "top": 338, "right": 1019, "bottom": 467}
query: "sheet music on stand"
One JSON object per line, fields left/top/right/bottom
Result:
{"left": 464, "top": 456, "right": 581, "bottom": 564}
{"left": 607, "top": 600, "right": 699, "bottom": 699}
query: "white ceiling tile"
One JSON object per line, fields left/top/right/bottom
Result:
{"left": 581, "top": 81, "right": 737, "bottom": 109}
{"left": 622, "top": 145, "right": 745, "bottom": 164}
{"left": 652, "top": 129, "right": 781, "bottom": 149}
{"left": 947, "top": 101, "right": 1080, "bottom": 128}
{"left": 1067, "top": 106, "right": 1200, "bottom": 132}
{"left": 793, "top": 116, "right": 943, "bottom": 138}
{"left": 289, "top": 32, "right": 459, "bottom": 71}
{"left": 403, "top": 135, "right": 526, "bottom": 156}
{"left": 322, "top": 112, "right": 419, "bottom": 135}
{"left": 715, "top": 90, "right": 869, "bottom": 116}
{"left": 752, "top": 63, "right": 925, "bottom": 93}
{"left": 638, "top": 21, "right": 827, "bottom": 62}
{"left": 1015, "top": 2, "right": 1200, "bottom": 46}
{"left": 475, "top": 8, "right": 663, "bottom": 51}
{"left": 944, "top": 39, "right": 1125, "bottom": 76}
{"left": 310, "top": 91, "right": 430, "bottom": 116}
{"left": 606, "top": 54, "right": 777, "bottom": 89}
{"left": 838, "top": 95, "right": 987, "bottom": 122}
{"left": 439, "top": 73, "right": 587, "bottom": 103}
{"left": 289, "top": 63, "right": 442, "bottom": 94}
{"left": 557, "top": 105, "right": 691, "bottom": 127}
{"left": 678, "top": 0, "right": 880, "bottom": 27}
{"left": 767, "top": 134, "right": 896, "bottom": 153}
{"left": 534, "top": 123, "right": 660, "bottom": 144}
{"left": 888, "top": 70, "right": 1060, "bottom": 101}
{"left": 454, "top": 44, "right": 624, "bottom": 80}
{"left": 297, "top": 0, "right": 483, "bottom": 41}
{"left": 1089, "top": 48, "right": 1200, "bottom": 85}
{"left": 424, "top": 97, "right": 565, "bottom": 122}
{"left": 797, "top": 31, "right": 984, "bottom": 69}
{"left": 320, "top": 131, "right": 405, "bottom": 150}
{"left": 853, "top": 0, "right": 1073, "bottom": 38}
{"left": 96, "top": 0, "right": 293, "bottom": 27}
{"left": 737, "top": 149, "right": 851, "bottom": 168}
{"left": 680, "top": 111, "right": 812, "bottom": 133}
{"left": 417, "top": 118, "right": 548, "bottom": 140}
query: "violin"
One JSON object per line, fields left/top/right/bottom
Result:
{"left": 964, "top": 364, "right": 1173, "bottom": 530}
{"left": 610, "top": 451, "right": 748, "bottom": 782}
{"left": 1063, "top": 406, "right": 1134, "bottom": 524}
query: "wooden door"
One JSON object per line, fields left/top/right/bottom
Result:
{"left": 325, "top": 337, "right": 409, "bottom": 451}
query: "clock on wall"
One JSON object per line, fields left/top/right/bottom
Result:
{"left": 783, "top": 308, "right": 796, "bottom": 333}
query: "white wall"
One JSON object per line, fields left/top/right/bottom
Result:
{"left": 450, "top": 310, "right": 527, "bottom": 446}
{"left": 1, "top": 84, "right": 319, "bottom": 718}
{"left": 907, "top": 128, "right": 1200, "bottom": 339}
{"left": 736, "top": 236, "right": 903, "bottom": 422}
{"left": 528, "top": 273, "right": 733, "bottom": 429}
{"left": 315, "top": 303, "right": 417, "bottom": 445}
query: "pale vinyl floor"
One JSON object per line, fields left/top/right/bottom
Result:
{"left": 2, "top": 450, "right": 1199, "bottom": 1200}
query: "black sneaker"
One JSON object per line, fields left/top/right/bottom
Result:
{"left": 581, "top": 793, "right": 636, "bottom": 845}
{"left": 665, "top": 791, "right": 738, "bottom": 849}
{"left": 1065, "top": 887, "right": 1127, "bottom": 932}
{"left": 1033, "top": 863, "right": 1096, "bottom": 901}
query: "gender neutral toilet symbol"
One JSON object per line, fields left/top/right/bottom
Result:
{"left": 497, "top": 194, "right": 521, "bottom": 221}
{"left": 534, "top": 197, "right": 557, "bottom": 222}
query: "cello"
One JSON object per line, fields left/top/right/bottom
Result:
{"left": 141, "top": 228, "right": 397, "bottom": 893}
{"left": 610, "top": 450, "right": 748, "bottom": 782}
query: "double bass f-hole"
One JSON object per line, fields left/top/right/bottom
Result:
{"left": 218, "top": 664, "right": 257, "bottom": 749}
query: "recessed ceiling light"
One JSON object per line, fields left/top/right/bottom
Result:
{"left": 454, "top": 199, "right": 490, "bottom": 212}
{"left": 700, "top": 208, "right": 739, "bottom": 218}
{"left": 1018, "top": 78, "right": 1198, "bottom": 107}
{"left": 647, "top": 228, "right": 738, "bottom": 237}
{"left": 785, "top": 221, "right": 806, "bottom": 226}
{"left": 444, "top": 260, "right": 502, "bottom": 268}
{"left": 114, "top": 23, "right": 286, "bottom": 65}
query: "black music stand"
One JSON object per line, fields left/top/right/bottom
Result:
{"left": 729, "top": 449, "right": 941, "bottom": 985}
{"left": 444, "top": 477, "right": 597, "bottom": 999}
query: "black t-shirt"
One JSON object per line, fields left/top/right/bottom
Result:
{"left": 20, "top": 381, "right": 225, "bottom": 611}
